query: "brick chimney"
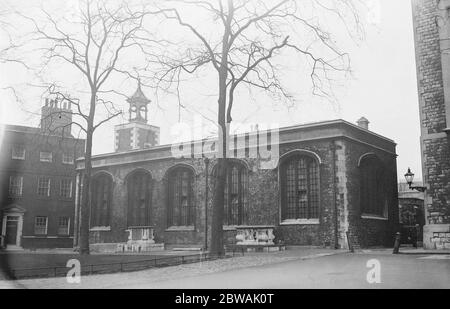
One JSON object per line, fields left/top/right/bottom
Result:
{"left": 357, "top": 117, "right": 370, "bottom": 130}
{"left": 41, "top": 98, "right": 73, "bottom": 137}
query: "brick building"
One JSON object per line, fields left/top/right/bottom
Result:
{"left": 412, "top": 0, "right": 450, "bottom": 249}
{"left": 74, "top": 85, "right": 399, "bottom": 252}
{"left": 0, "top": 99, "right": 85, "bottom": 249}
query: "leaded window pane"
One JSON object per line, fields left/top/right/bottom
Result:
{"left": 281, "top": 155, "right": 319, "bottom": 220}
{"left": 213, "top": 162, "right": 248, "bottom": 226}
{"left": 127, "top": 171, "right": 152, "bottom": 227}
{"left": 168, "top": 167, "right": 194, "bottom": 227}
{"left": 91, "top": 174, "right": 113, "bottom": 227}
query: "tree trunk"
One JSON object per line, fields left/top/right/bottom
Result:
{"left": 79, "top": 127, "right": 93, "bottom": 255}
{"left": 210, "top": 157, "right": 227, "bottom": 256}
{"left": 209, "top": 62, "right": 229, "bottom": 256}
{"left": 79, "top": 94, "right": 96, "bottom": 255}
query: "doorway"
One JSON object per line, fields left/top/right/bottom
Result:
{"left": 1, "top": 206, "right": 25, "bottom": 249}
{"left": 5, "top": 216, "right": 19, "bottom": 246}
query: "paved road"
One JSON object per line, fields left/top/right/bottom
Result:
{"left": 2, "top": 251, "right": 449, "bottom": 289}
{"left": 135, "top": 253, "right": 450, "bottom": 289}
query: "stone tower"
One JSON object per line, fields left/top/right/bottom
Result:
{"left": 412, "top": 0, "right": 450, "bottom": 249}
{"left": 41, "top": 98, "right": 73, "bottom": 137}
{"left": 114, "top": 81, "right": 160, "bottom": 152}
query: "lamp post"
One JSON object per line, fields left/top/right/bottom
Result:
{"left": 404, "top": 168, "right": 427, "bottom": 193}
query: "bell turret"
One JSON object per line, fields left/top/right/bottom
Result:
{"left": 127, "top": 80, "right": 150, "bottom": 123}
{"left": 114, "top": 81, "right": 160, "bottom": 152}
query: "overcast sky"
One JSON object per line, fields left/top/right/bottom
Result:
{"left": 0, "top": 0, "right": 421, "bottom": 181}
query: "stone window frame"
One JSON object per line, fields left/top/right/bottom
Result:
{"left": 60, "top": 178, "right": 73, "bottom": 199}
{"left": 125, "top": 169, "right": 153, "bottom": 228}
{"left": 57, "top": 217, "right": 70, "bottom": 236}
{"left": 34, "top": 216, "right": 48, "bottom": 235}
{"left": 62, "top": 153, "right": 75, "bottom": 165}
{"left": 210, "top": 159, "right": 249, "bottom": 228}
{"left": 278, "top": 149, "right": 322, "bottom": 225}
{"left": 9, "top": 175, "right": 23, "bottom": 197}
{"left": 90, "top": 172, "right": 114, "bottom": 229}
{"left": 39, "top": 151, "right": 53, "bottom": 163}
{"left": 358, "top": 153, "right": 389, "bottom": 220}
{"left": 37, "top": 176, "right": 51, "bottom": 197}
{"left": 11, "top": 145, "right": 26, "bottom": 160}
{"left": 167, "top": 165, "right": 196, "bottom": 228}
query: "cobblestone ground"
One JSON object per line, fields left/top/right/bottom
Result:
{"left": 0, "top": 248, "right": 342, "bottom": 289}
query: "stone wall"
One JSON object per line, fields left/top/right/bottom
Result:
{"left": 343, "top": 138, "right": 399, "bottom": 248}
{"left": 78, "top": 120, "right": 399, "bottom": 251}
{"left": 86, "top": 134, "right": 398, "bottom": 250}
{"left": 412, "top": 0, "right": 450, "bottom": 249}
{"left": 275, "top": 140, "right": 336, "bottom": 247}
{"left": 87, "top": 158, "right": 207, "bottom": 247}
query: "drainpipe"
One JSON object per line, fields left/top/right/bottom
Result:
{"left": 204, "top": 158, "right": 210, "bottom": 251}
{"left": 331, "top": 141, "right": 339, "bottom": 249}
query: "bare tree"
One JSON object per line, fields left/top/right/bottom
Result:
{"left": 10, "top": 0, "right": 159, "bottom": 254}
{"left": 0, "top": 1, "right": 23, "bottom": 67}
{"left": 153, "top": 0, "right": 364, "bottom": 255}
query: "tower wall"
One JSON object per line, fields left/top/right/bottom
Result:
{"left": 412, "top": 0, "right": 450, "bottom": 249}
{"left": 115, "top": 123, "right": 160, "bottom": 152}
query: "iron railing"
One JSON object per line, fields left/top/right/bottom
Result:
{"left": 6, "top": 248, "right": 245, "bottom": 280}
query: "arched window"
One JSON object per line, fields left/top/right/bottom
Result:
{"left": 91, "top": 173, "right": 113, "bottom": 227}
{"left": 168, "top": 167, "right": 195, "bottom": 227}
{"left": 212, "top": 161, "right": 248, "bottom": 226}
{"left": 127, "top": 171, "right": 152, "bottom": 227}
{"left": 360, "top": 155, "right": 386, "bottom": 216}
{"left": 280, "top": 155, "right": 319, "bottom": 220}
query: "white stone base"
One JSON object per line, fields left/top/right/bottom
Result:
{"left": 116, "top": 242, "right": 164, "bottom": 253}
{"left": 90, "top": 242, "right": 165, "bottom": 254}
{"left": 423, "top": 224, "right": 450, "bottom": 250}
{"left": 2, "top": 245, "right": 24, "bottom": 251}
{"left": 236, "top": 245, "right": 286, "bottom": 253}
{"left": 235, "top": 226, "right": 276, "bottom": 246}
